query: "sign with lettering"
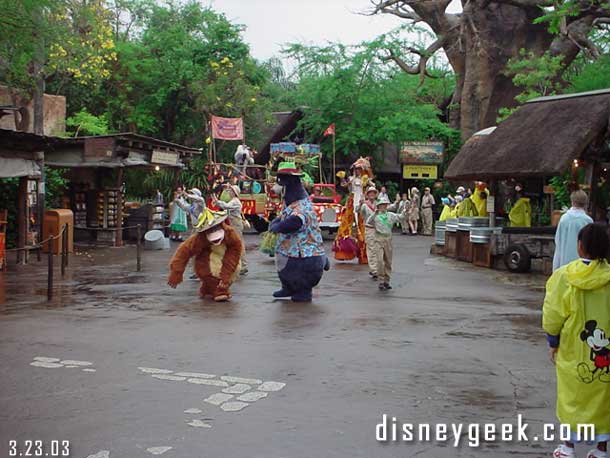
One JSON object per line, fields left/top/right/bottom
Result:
{"left": 151, "top": 150, "right": 179, "bottom": 166}
{"left": 402, "top": 165, "right": 438, "bottom": 179}
{"left": 486, "top": 196, "right": 495, "bottom": 213}
{"left": 400, "top": 142, "right": 444, "bottom": 164}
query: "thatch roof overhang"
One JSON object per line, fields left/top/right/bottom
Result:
{"left": 445, "top": 90, "right": 610, "bottom": 181}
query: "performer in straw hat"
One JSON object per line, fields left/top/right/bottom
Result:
{"left": 213, "top": 184, "right": 248, "bottom": 275}
{"left": 168, "top": 209, "right": 243, "bottom": 302}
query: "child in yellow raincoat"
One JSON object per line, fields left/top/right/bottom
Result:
{"left": 438, "top": 197, "right": 453, "bottom": 222}
{"left": 543, "top": 223, "right": 610, "bottom": 458}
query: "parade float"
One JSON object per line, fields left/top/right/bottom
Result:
{"left": 207, "top": 141, "right": 339, "bottom": 234}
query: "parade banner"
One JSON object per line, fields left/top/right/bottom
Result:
{"left": 211, "top": 115, "right": 244, "bottom": 141}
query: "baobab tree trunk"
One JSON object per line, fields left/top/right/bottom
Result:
{"left": 456, "top": 3, "right": 553, "bottom": 137}
{"left": 372, "top": 0, "right": 607, "bottom": 140}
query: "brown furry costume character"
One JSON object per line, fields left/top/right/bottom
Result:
{"left": 168, "top": 209, "right": 243, "bottom": 302}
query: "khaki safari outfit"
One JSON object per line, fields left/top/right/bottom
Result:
{"left": 355, "top": 186, "right": 379, "bottom": 278}
{"left": 421, "top": 191, "right": 435, "bottom": 235}
{"left": 366, "top": 196, "right": 403, "bottom": 290}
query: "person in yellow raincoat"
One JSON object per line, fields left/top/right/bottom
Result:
{"left": 509, "top": 185, "right": 532, "bottom": 227}
{"left": 438, "top": 197, "right": 453, "bottom": 222}
{"left": 449, "top": 196, "right": 461, "bottom": 218}
{"left": 470, "top": 182, "right": 489, "bottom": 217}
{"left": 543, "top": 223, "right": 610, "bottom": 458}
{"left": 456, "top": 194, "right": 477, "bottom": 217}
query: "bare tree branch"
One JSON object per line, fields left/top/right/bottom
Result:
{"left": 367, "top": 0, "right": 422, "bottom": 21}
{"left": 549, "top": 15, "right": 598, "bottom": 64}
{"left": 370, "top": 0, "right": 459, "bottom": 35}
{"left": 489, "top": 0, "right": 554, "bottom": 7}
{"left": 383, "top": 36, "right": 446, "bottom": 85}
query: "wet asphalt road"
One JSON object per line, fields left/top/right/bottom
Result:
{"left": 0, "top": 234, "right": 557, "bottom": 458}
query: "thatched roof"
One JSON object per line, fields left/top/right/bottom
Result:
{"left": 445, "top": 90, "right": 610, "bottom": 180}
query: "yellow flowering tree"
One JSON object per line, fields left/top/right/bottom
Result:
{"left": 0, "top": 0, "right": 116, "bottom": 133}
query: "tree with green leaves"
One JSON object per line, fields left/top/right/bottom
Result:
{"left": 370, "top": 0, "right": 610, "bottom": 139}
{"left": 282, "top": 38, "right": 459, "bottom": 165}
{"left": 0, "top": 0, "right": 117, "bottom": 133}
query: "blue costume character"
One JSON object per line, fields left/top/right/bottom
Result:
{"left": 269, "top": 162, "right": 330, "bottom": 302}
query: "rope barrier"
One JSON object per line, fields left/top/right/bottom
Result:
{"left": 73, "top": 222, "right": 172, "bottom": 231}
{"left": 3, "top": 225, "right": 67, "bottom": 253}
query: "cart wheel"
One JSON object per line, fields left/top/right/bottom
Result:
{"left": 250, "top": 216, "right": 269, "bottom": 234}
{"left": 503, "top": 244, "right": 532, "bottom": 273}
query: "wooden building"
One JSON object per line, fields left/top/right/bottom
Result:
{"left": 0, "top": 128, "right": 56, "bottom": 264}
{"left": 44, "top": 133, "right": 201, "bottom": 247}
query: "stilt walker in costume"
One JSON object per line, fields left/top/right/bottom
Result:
{"left": 355, "top": 186, "right": 379, "bottom": 279}
{"left": 269, "top": 162, "right": 329, "bottom": 302}
{"left": 168, "top": 209, "right": 243, "bottom": 302}
{"left": 333, "top": 157, "right": 373, "bottom": 263}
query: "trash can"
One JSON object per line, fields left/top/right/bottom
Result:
{"left": 144, "top": 229, "right": 167, "bottom": 250}
{"left": 43, "top": 209, "right": 74, "bottom": 254}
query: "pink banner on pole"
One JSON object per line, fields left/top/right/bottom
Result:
{"left": 211, "top": 115, "right": 244, "bottom": 141}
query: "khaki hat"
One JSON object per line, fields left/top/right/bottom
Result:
{"left": 366, "top": 186, "right": 378, "bottom": 196}
{"left": 229, "top": 185, "right": 240, "bottom": 197}
{"left": 377, "top": 195, "right": 391, "bottom": 205}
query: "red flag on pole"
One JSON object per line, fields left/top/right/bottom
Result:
{"left": 323, "top": 123, "right": 335, "bottom": 137}
{"left": 211, "top": 115, "right": 244, "bottom": 140}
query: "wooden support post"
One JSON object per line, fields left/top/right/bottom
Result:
{"left": 61, "top": 224, "right": 67, "bottom": 277}
{"left": 47, "top": 237, "right": 54, "bottom": 301}
{"left": 115, "top": 168, "right": 124, "bottom": 247}
{"left": 489, "top": 179, "right": 497, "bottom": 228}
{"left": 136, "top": 224, "right": 142, "bottom": 272}
{"left": 17, "top": 177, "right": 27, "bottom": 265}
{"left": 64, "top": 223, "right": 69, "bottom": 267}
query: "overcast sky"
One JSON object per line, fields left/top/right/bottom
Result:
{"left": 206, "top": 0, "right": 412, "bottom": 61}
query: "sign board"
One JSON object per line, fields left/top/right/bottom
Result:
{"left": 84, "top": 137, "right": 114, "bottom": 160}
{"left": 151, "top": 149, "right": 179, "bottom": 166}
{"left": 486, "top": 196, "right": 495, "bottom": 213}
{"left": 400, "top": 142, "right": 444, "bottom": 164}
{"left": 128, "top": 151, "right": 148, "bottom": 162}
{"left": 402, "top": 165, "right": 438, "bottom": 179}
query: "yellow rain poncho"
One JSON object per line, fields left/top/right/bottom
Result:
{"left": 470, "top": 189, "right": 489, "bottom": 217}
{"left": 456, "top": 197, "right": 477, "bottom": 217}
{"left": 509, "top": 197, "right": 531, "bottom": 227}
{"left": 439, "top": 205, "right": 452, "bottom": 222}
{"left": 543, "top": 259, "right": 610, "bottom": 441}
